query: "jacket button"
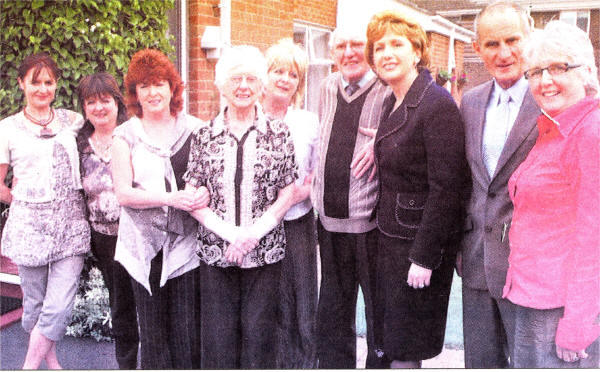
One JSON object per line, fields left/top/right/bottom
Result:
{"left": 485, "top": 226, "right": 493, "bottom": 233}
{"left": 489, "top": 192, "right": 496, "bottom": 198}
{"left": 409, "top": 200, "right": 415, "bottom": 206}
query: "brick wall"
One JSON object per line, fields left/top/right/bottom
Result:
{"left": 188, "top": 0, "right": 221, "bottom": 120}
{"left": 187, "top": 0, "right": 336, "bottom": 120}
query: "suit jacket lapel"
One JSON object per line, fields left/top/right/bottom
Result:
{"left": 492, "top": 89, "right": 540, "bottom": 179}
{"left": 473, "top": 82, "right": 494, "bottom": 184}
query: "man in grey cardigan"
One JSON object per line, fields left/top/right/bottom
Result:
{"left": 459, "top": 1, "right": 540, "bottom": 368}
{"left": 311, "top": 24, "right": 389, "bottom": 368}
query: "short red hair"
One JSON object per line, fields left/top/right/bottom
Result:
{"left": 124, "top": 49, "right": 184, "bottom": 118}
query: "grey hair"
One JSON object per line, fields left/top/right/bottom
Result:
{"left": 524, "top": 20, "right": 599, "bottom": 97}
{"left": 329, "top": 23, "right": 368, "bottom": 51}
{"left": 214, "top": 45, "right": 268, "bottom": 89}
{"left": 474, "top": 1, "right": 533, "bottom": 41}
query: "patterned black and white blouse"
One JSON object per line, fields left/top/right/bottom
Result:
{"left": 183, "top": 106, "right": 298, "bottom": 268}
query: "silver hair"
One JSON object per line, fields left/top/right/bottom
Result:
{"left": 474, "top": 1, "right": 533, "bottom": 42}
{"left": 329, "top": 23, "right": 368, "bottom": 51}
{"left": 214, "top": 45, "right": 268, "bottom": 89}
{"left": 524, "top": 20, "right": 599, "bottom": 97}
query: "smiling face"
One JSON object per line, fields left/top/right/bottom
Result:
{"left": 18, "top": 67, "right": 57, "bottom": 110}
{"left": 221, "top": 65, "right": 263, "bottom": 109}
{"left": 474, "top": 7, "right": 528, "bottom": 89}
{"left": 331, "top": 34, "right": 370, "bottom": 83}
{"left": 265, "top": 63, "right": 300, "bottom": 106}
{"left": 373, "top": 30, "right": 420, "bottom": 88}
{"left": 84, "top": 93, "right": 119, "bottom": 131}
{"left": 526, "top": 54, "right": 587, "bottom": 117}
{"left": 135, "top": 80, "right": 172, "bottom": 116}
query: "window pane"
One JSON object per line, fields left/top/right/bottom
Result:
{"left": 577, "top": 11, "right": 589, "bottom": 32}
{"left": 311, "top": 29, "right": 331, "bottom": 60}
{"left": 307, "top": 64, "right": 329, "bottom": 114}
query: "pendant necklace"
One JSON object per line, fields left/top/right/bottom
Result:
{"left": 23, "top": 107, "right": 55, "bottom": 137}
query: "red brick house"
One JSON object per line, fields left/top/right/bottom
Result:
{"left": 166, "top": 0, "right": 473, "bottom": 119}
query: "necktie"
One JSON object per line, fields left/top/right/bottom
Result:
{"left": 483, "top": 92, "right": 511, "bottom": 177}
{"left": 345, "top": 82, "right": 360, "bottom": 96}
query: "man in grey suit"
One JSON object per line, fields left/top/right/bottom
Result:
{"left": 458, "top": 1, "right": 540, "bottom": 368}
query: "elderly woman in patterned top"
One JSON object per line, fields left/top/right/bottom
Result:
{"left": 0, "top": 52, "right": 90, "bottom": 369}
{"left": 184, "top": 45, "right": 298, "bottom": 369}
{"left": 75, "top": 72, "right": 139, "bottom": 369}
{"left": 111, "top": 49, "right": 208, "bottom": 369}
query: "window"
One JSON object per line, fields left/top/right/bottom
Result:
{"left": 167, "top": 0, "right": 188, "bottom": 111}
{"left": 560, "top": 10, "right": 590, "bottom": 33}
{"left": 294, "top": 24, "right": 333, "bottom": 114}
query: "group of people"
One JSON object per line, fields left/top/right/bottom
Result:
{"left": 0, "top": 0, "right": 599, "bottom": 369}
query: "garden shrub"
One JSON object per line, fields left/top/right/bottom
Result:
{"left": 0, "top": 0, "right": 175, "bottom": 117}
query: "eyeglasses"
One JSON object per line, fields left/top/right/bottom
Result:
{"left": 229, "top": 74, "right": 259, "bottom": 86}
{"left": 524, "top": 63, "right": 581, "bottom": 80}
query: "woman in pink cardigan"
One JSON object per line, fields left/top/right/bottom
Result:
{"left": 504, "top": 20, "right": 600, "bottom": 367}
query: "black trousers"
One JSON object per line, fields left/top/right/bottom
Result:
{"left": 278, "top": 210, "right": 318, "bottom": 368}
{"left": 316, "top": 218, "right": 383, "bottom": 368}
{"left": 90, "top": 230, "right": 139, "bottom": 369}
{"left": 199, "top": 261, "right": 281, "bottom": 369}
{"left": 130, "top": 252, "right": 200, "bottom": 369}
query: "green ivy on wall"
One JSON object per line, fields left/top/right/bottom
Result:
{"left": 0, "top": 0, "right": 175, "bottom": 118}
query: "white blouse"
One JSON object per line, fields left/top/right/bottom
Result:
{"left": 0, "top": 109, "right": 84, "bottom": 203}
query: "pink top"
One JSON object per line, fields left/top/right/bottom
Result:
{"left": 504, "top": 96, "right": 600, "bottom": 351}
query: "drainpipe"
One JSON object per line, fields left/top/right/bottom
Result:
{"left": 220, "top": 0, "right": 231, "bottom": 46}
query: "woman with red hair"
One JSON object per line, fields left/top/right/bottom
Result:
{"left": 111, "top": 49, "right": 208, "bottom": 368}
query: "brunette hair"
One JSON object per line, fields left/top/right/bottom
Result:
{"left": 18, "top": 52, "right": 60, "bottom": 83}
{"left": 123, "top": 49, "right": 184, "bottom": 118}
{"left": 365, "top": 10, "right": 430, "bottom": 72}
{"left": 265, "top": 38, "right": 309, "bottom": 108}
{"left": 77, "top": 72, "right": 128, "bottom": 125}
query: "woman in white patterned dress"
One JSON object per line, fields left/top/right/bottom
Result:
{"left": 0, "top": 52, "right": 90, "bottom": 369}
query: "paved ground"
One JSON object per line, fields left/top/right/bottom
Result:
{"left": 1, "top": 321, "right": 118, "bottom": 369}
{"left": 1, "top": 321, "right": 464, "bottom": 369}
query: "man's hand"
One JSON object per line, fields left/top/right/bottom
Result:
{"left": 350, "top": 127, "right": 377, "bottom": 181}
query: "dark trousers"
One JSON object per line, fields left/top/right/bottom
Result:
{"left": 278, "top": 210, "right": 318, "bottom": 368}
{"left": 130, "top": 252, "right": 200, "bottom": 369}
{"left": 462, "top": 285, "right": 516, "bottom": 368}
{"left": 90, "top": 230, "right": 139, "bottom": 369}
{"left": 199, "top": 261, "right": 281, "bottom": 369}
{"left": 316, "top": 218, "right": 382, "bottom": 368}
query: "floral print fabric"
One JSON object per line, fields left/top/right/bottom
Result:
{"left": 183, "top": 108, "right": 298, "bottom": 268}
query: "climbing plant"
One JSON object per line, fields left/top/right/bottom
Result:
{"left": 0, "top": 0, "right": 175, "bottom": 118}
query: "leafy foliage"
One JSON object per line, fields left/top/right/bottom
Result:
{"left": 66, "top": 255, "right": 113, "bottom": 342}
{"left": 0, "top": 0, "right": 175, "bottom": 118}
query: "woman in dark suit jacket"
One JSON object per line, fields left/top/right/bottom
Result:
{"left": 365, "top": 10, "right": 468, "bottom": 368}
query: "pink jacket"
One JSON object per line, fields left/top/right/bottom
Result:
{"left": 504, "top": 97, "right": 600, "bottom": 351}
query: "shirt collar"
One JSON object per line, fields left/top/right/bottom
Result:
{"left": 538, "top": 96, "right": 599, "bottom": 137}
{"left": 211, "top": 104, "right": 267, "bottom": 137}
{"left": 342, "top": 70, "right": 375, "bottom": 89}
{"left": 492, "top": 76, "right": 529, "bottom": 106}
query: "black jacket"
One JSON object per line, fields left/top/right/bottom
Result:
{"left": 374, "top": 69, "right": 468, "bottom": 270}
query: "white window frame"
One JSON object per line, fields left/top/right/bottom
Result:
{"left": 167, "top": 0, "right": 188, "bottom": 112}
{"left": 294, "top": 23, "right": 333, "bottom": 113}
{"left": 560, "top": 10, "right": 590, "bottom": 34}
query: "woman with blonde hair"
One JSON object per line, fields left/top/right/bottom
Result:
{"left": 263, "top": 38, "right": 319, "bottom": 368}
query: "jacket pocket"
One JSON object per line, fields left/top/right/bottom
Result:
{"left": 393, "top": 192, "right": 427, "bottom": 240}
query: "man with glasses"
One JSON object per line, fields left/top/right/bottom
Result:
{"left": 312, "top": 24, "right": 390, "bottom": 368}
{"left": 458, "top": 1, "right": 540, "bottom": 368}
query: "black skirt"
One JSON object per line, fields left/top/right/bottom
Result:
{"left": 376, "top": 233, "right": 456, "bottom": 361}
